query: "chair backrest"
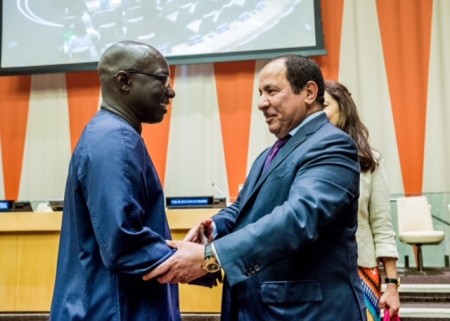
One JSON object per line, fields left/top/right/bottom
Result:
{"left": 397, "top": 196, "right": 435, "bottom": 232}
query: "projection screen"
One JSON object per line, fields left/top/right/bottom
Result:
{"left": 0, "top": 0, "right": 325, "bottom": 75}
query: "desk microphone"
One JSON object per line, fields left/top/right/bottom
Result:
{"left": 212, "top": 183, "right": 227, "bottom": 208}
{"left": 212, "top": 183, "right": 226, "bottom": 198}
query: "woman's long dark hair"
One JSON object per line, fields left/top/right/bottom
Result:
{"left": 324, "top": 80, "right": 378, "bottom": 172}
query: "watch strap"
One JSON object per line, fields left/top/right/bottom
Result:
{"left": 385, "top": 277, "right": 400, "bottom": 287}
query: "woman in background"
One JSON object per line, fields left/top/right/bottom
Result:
{"left": 324, "top": 80, "right": 401, "bottom": 320}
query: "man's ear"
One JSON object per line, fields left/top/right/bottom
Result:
{"left": 304, "top": 80, "right": 318, "bottom": 104}
{"left": 114, "top": 71, "right": 131, "bottom": 91}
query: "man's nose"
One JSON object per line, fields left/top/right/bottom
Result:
{"left": 258, "top": 95, "right": 269, "bottom": 110}
{"left": 166, "top": 86, "right": 175, "bottom": 98}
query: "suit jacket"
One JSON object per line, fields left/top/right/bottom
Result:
{"left": 213, "top": 113, "right": 366, "bottom": 321}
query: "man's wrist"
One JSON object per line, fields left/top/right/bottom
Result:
{"left": 385, "top": 277, "right": 400, "bottom": 287}
{"left": 203, "top": 244, "right": 221, "bottom": 273}
{"left": 210, "top": 242, "right": 221, "bottom": 266}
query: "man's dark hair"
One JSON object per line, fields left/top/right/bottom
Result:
{"left": 272, "top": 55, "right": 325, "bottom": 106}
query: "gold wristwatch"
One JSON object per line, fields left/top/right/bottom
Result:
{"left": 204, "top": 244, "right": 221, "bottom": 273}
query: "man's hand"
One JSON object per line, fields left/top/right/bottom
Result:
{"left": 142, "top": 240, "right": 207, "bottom": 284}
{"left": 184, "top": 218, "right": 214, "bottom": 244}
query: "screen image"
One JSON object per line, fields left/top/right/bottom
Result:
{"left": 0, "top": 0, "right": 325, "bottom": 75}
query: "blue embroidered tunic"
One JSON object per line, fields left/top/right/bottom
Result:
{"left": 50, "top": 109, "right": 181, "bottom": 321}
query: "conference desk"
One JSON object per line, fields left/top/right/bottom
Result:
{"left": 0, "top": 209, "right": 222, "bottom": 312}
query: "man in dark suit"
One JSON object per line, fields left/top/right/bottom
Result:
{"left": 144, "top": 55, "right": 367, "bottom": 320}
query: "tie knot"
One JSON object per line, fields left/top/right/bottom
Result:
{"left": 263, "top": 135, "right": 291, "bottom": 172}
{"left": 275, "top": 135, "right": 290, "bottom": 149}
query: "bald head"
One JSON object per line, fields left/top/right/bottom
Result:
{"left": 98, "top": 41, "right": 162, "bottom": 82}
{"left": 97, "top": 41, "right": 175, "bottom": 130}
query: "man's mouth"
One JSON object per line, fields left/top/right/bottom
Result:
{"left": 159, "top": 102, "right": 168, "bottom": 112}
{"left": 264, "top": 113, "right": 276, "bottom": 123}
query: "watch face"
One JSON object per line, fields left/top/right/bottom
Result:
{"left": 206, "top": 262, "right": 221, "bottom": 273}
{"left": 204, "top": 258, "right": 221, "bottom": 273}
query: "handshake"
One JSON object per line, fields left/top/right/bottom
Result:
{"left": 142, "top": 218, "right": 223, "bottom": 287}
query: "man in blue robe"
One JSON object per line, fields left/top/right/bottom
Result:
{"left": 50, "top": 40, "right": 181, "bottom": 321}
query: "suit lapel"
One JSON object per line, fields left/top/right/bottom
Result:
{"left": 260, "top": 114, "right": 327, "bottom": 177}
{"left": 243, "top": 113, "right": 329, "bottom": 206}
{"left": 233, "top": 113, "right": 329, "bottom": 224}
{"left": 237, "top": 148, "right": 270, "bottom": 206}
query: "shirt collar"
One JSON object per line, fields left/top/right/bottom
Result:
{"left": 288, "top": 111, "right": 324, "bottom": 137}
